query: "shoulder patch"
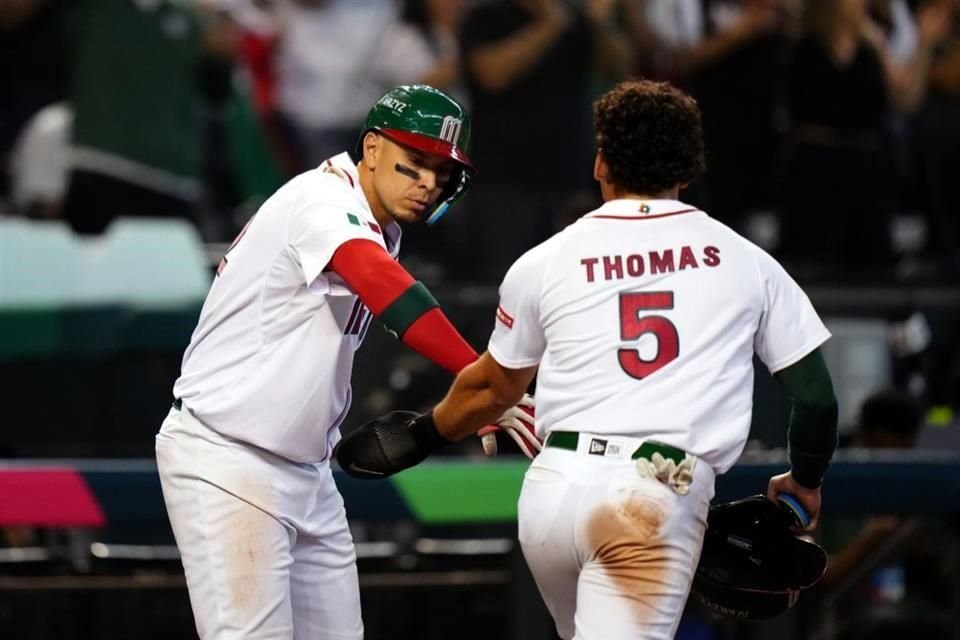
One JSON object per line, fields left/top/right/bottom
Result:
{"left": 346, "top": 213, "right": 382, "bottom": 236}
{"left": 496, "top": 305, "right": 514, "bottom": 329}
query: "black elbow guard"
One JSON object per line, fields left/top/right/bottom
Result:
{"left": 334, "top": 411, "right": 450, "bottom": 479}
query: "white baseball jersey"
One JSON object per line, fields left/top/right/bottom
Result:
{"left": 489, "top": 198, "right": 829, "bottom": 473}
{"left": 173, "top": 152, "right": 400, "bottom": 463}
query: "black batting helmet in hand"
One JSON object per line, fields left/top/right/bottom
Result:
{"left": 692, "top": 494, "right": 828, "bottom": 620}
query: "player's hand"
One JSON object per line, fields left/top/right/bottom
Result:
{"left": 766, "top": 471, "right": 821, "bottom": 533}
{"left": 335, "top": 410, "right": 446, "bottom": 479}
{"left": 478, "top": 394, "right": 541, "bottom": 459}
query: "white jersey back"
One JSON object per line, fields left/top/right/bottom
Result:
{"left": 488, "top": 199, "right": 829, "bottom": 473}
{"left": 173, "top": 153, "right": 400, "bottom": 463}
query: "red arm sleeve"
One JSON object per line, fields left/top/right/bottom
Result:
{"left": 329, "top": 239, "right": 478, "bottom": 374}
{"left": 401, "top": 308, "right": 479, "bottom": 374}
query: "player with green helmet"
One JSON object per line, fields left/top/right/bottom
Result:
{"left": 358, "top": 84, "right": 476, "bottom": 224}
{"left": 157, "top": 83, "right": 536, "bottom": 639}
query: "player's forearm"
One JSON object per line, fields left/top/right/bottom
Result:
{"left": 671, "top": 28, "right": 747, "bottom": 76}
{"left": 775, "top": 349, "right": 839, "bottom": 489}
{"left": 467, "top": 10, "right": 569, "bottom": 92}
{"left": 433, "top": 354, "right": 526, "bottom": 441}
{"left": 589, "top": 15, "right": 631, "bottom": 80}
{"left": 401, "top": 308, "right": 478, "bottom": 374}
{"left": 330, "top": 240, "right": 477, "bottom": 374}
{"left": 418, "top": 56, "right": 459, "bottom": 91}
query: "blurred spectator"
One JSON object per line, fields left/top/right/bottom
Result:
{"left": 911, "top": 0, "right": 960, "bottom": 274}
{"left": 819, "top": 387, "right": 956, "bottom": 640}
{"left": 229, "top": 3, "right": 305, "bottom": 181}
{"left": 62, "top": 0, "right": 238, "bottom": 235}
{"left": 448, "top": 0, "right": 633, "bottom": 282}
{"left": 375, "top": 0, "right": 469, "bottom": 104}
{"left": 928, "top": 0, "right": 960, "bottom": 97}
{"left": 0, "top": 0, "right": 69, "bottom": 201}
{"left": 273, "top": 0, "right": 397, "bottom": 168}
{"left": 9, "top": 102, "right": 71, "bottom": 219}
{"left": 636, "top": 0, "right": 791, "bottom": 232}
{"left": 776, "top": 0, "right": 954, "bottom": 276}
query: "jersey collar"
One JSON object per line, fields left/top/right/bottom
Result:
{"left": 583, "top": 199, "right": 702, "bottom": 221}
{"left": 324, "top": 152, "right": 360, "bottom": 190}
{"left": 325, "top": 152, "right": 403, "bottom": 256}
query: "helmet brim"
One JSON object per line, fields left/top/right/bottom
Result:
{"left": 380, "top": 128, "right": 476, "bottom": 173}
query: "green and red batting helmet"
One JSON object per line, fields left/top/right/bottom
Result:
{"left": 358, "top": 84, "right": 475, "bottom": 224}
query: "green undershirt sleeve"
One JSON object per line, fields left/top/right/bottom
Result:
{"left": 774, "top": 348, "right": 839, "bottom": 489}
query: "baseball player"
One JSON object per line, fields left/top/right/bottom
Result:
{"left": 155, "top": 84, "right": 536, "bottom": 640}
{"left": 334, "top": 79, "right": 840, "bottom": 639}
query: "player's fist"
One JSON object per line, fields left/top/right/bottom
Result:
{"left": 478, "top": 394, "right": 541, "bottom": 459}
{"left": 766, "top": 471, "right": 821, "bottom": 533}
{"left": 335, "top": 411, "right": 443, "bottom": 479}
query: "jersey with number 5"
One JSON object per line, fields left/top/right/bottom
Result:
{"left": 487, "top": 199, "right": 830, "bottom": 473}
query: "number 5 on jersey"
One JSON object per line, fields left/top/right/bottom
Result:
{"left": 618, "top": 291, "right": 679, "bottom": 379}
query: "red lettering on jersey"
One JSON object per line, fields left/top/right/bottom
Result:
{"left": 580, "top": 257, "right": 599, "bottom": 283}
{"left": 496, "top": 305, "right": 515, "bottom": 329}
{"left": 626, "top": 254, "right": 645, "bottom": 276}
{"left": 703, "top": 246, "right": 721, "bottom": 267}
{"left": 678, "top": 245, "right": 699, "bottom": 270}
{"left": 603, "top": 255, "right": 624, "bottom": 281}
{"left": 649, "top": 249, "right": 675, "bottom": 274}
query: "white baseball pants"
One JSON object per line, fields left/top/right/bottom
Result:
{"left": 518, "top": 438, "right": 716, "bottom": 640}
{"left": 156, "top": 404, "right": 363, "bottom": 640}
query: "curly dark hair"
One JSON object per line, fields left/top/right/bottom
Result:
{"left": 593, "top": 79, "right": 706, "bottom": 195}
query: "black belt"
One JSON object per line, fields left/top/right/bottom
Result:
{"left": 544, "top": 430, "right": 686, "bottom": 464}
{"left": 172, "top": 398, "right": 182, "bottom": 410}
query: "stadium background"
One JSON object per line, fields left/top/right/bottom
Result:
{"left": 2, "top": 0, "right": 959, "bottom": 638}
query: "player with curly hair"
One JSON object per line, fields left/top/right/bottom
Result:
{"left": 336, "top": 79, "right": 839, "bottom": 639}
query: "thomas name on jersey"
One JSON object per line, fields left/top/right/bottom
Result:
{"left": 579, "top": 245, "right": 721, "bottom": 283}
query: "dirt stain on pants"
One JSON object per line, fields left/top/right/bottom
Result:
{"left": 585, "top": 489, "right": 672, "bottom": 627}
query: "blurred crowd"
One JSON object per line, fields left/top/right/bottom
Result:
{"left": 2, "top": 0, "right": 960, "bottom": 282}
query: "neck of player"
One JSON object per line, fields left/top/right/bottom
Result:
{"left": 602, "top": 182, "right": 681, "bottom": 202}
{"left": 357, "top": 163, "right": 394, "bottom": 230}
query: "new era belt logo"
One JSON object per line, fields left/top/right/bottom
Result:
{"left": 589, "top": 438, "right": 608, "bottom": 455}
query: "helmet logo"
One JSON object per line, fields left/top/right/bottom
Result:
{"left": 439, "top": 115, "right": 463, "bottom": 147}
{"left": 379, "top": 96, "right": 408, "bottom": 113}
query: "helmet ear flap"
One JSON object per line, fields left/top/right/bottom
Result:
{"left": 426, "top": 167, "right": 471, "bottom": 225}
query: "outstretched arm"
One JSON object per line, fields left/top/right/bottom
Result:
{"left": 333, "top": 352, "right": 537, "bottom": 478}
{"left": 432, "top": 352, "right": 538, "bottom": 441}
{"left": 329, "top": 239, "right": 477, "bottom": 374}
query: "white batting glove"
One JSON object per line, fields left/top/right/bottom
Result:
{"left": 477, "top": 394, "right": 541, "bottom": 459}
